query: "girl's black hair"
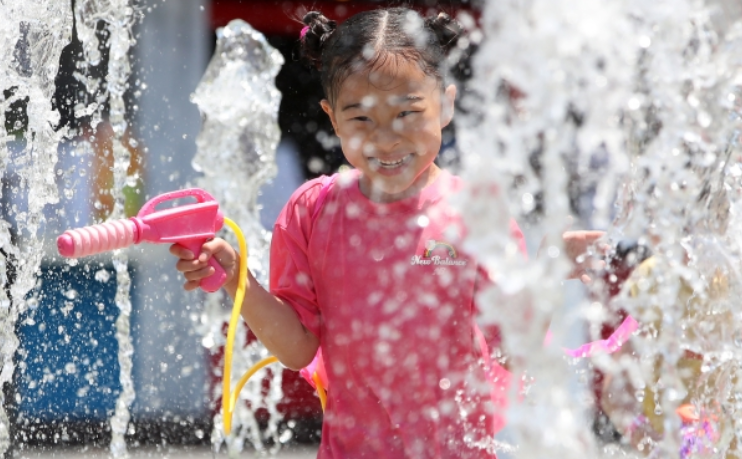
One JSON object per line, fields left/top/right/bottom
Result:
{"left": 299, "top": 8, "right": 464, "bottom": 105}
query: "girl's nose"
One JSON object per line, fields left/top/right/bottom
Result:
{"left": 370, "top": 125, "right": 401, "bottom": 153}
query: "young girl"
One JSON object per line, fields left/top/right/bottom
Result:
{"left": 171, "top": 8, "right": 601, "bottom": 457}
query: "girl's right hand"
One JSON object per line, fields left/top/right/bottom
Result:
{"left": 169, "top": 237, "right": 239, "bottom": 292}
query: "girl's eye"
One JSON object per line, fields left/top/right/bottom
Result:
{"left": 398, "top": 111, "right": 417, "bottom": 118}
{"left": 351, "top": 116, "right": 370, "bottom": 122}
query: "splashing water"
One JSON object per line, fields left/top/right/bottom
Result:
{"left": 1, "top": 0, "right": 139, "bottom": 456}
{"left": 457, "top": 0, "right": 742, "bottom": 457}
{"left": 190, "top": 19, "right": 284, "bottom": 456}
{"left": 0, "top": 1, "right": 73, "bottom": 455}
{"left": 72, "top": 1, "right": 139, "bottom": 457}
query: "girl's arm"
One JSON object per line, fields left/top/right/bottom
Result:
{"left": 170, "top": 238, "right": 320, "bottom": 370}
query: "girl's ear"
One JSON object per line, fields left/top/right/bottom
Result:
{"left": 440, "top": 84, "right": 457, "bottom": 128}
{"left": 320, "top": 99, "right": 339, "bottom": 133}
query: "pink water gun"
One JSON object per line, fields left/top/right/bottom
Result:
{"left": 56, "top": 188, "right": 226, "bottom": 292}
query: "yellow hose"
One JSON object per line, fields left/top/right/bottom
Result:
{"left": 222, "top": 217, "right": 249, "bottom": 435}
{"left": 221, "top": 217, "right": 325, "bottom": 436}
{"left": 230, "top": 355, "right": 279, "bottom": 414}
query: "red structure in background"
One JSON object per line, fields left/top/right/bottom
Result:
{"left": 212, "top": 0, "right": 375, "bottom": 34}
{"left": 211, "top": 0, "right": 478, "bottom": 35}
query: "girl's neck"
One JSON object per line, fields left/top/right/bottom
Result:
{"left": 358, "top": 164, "right": 442, "bottom": 203}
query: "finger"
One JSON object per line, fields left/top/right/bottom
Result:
{"left": 580, "top": 273, "right": 593, "bottom": 284}
{"left": 583, "top": 230, "right": 607, "bottom": 242}
{"left": 170, "top": 243, "right": 194, "bottom": 260}
{"left": 183, "top": 279, "right": 201, "bottom": 291}
{"left": 175, "top": 257, "right": 207, "bottom": 273}
{"left": 563, "top": 230, "right": 606, "bottom": 243}
{"left": 198, "top": 238, "right": 224, "bottom": 263}
{"left": 213, "top": 246, "right": 238, "bottom": 267}
{"left": 183, "top": 265, "right": 215, "bottom": 282}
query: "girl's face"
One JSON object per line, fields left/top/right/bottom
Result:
{"left": 321, "top": 58, "right": 456, "bottom": 202}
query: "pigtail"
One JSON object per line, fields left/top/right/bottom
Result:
{"left": 300, "top": 11, "right": 337, "bottom": 70}
{"left": 425, "top": 12, "right": 463, "bottom": 55}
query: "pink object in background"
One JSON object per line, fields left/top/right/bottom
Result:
{"left": 564, "top": 315, "right": 638, "bottom": 358}
{"left": 477, "top": 315, "right": 638, "bottom": 434}
{"left": 56, "top": 188, "right": 226, "bottom": 292}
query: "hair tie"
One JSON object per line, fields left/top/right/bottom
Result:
{"left": 300, "top": 25, "right": 310, "bottom": 40}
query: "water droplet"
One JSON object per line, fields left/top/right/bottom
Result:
{"left": 522, "top": 192, "right": 535, "bottom": 212}
{"left": 698, "top": 111, "right": 711, "bottom": 128}
{"left": 95, "top": 269, "right": 111, "bottom": 283}
{"left": 279, "top": 429, "right": 293, "bottom": 443}
{"left": 64, "top": 289, "right": 78, "bottom": 300}
{"left": 635, "top": 390, "right": 645, "bottom": 402}
{"left": 125, "top": 174, "right": 139, "bottom": 187}
{"left": 439, "top": 378, "right": 451, "bottom": 390}
{"left": 733, "top": 331, "right": 742, "bottom": 348}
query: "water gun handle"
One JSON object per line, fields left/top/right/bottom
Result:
{"left": 179, "top": 239, "right": 227, "bottom": 293}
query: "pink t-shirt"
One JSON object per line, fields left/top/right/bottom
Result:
{"left": 270, "top": 169, "right": 525, "bottom": 458}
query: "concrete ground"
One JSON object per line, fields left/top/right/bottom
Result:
{"left": 13, "top": 445, "right": 318, "bottom": 458}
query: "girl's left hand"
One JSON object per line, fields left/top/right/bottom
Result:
{"left": 562, "top": 230, "right": 607, "bottom": 284}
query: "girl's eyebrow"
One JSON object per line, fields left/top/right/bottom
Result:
{"left": 341, "top": 102, "right": 363, "bottom": 112}
{"left": 391, "top": 95, "right": 424, "bottom": 104}
{"left": 342, "top": 95, "right": 424, "bottom": 111}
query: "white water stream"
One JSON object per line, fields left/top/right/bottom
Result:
{"left": 190, "top": 19, "right": 284, "bottom": 457}
{"left": 457, "top": 0, "right": 742, "bottom": 457}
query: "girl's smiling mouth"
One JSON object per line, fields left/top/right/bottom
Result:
{"left": 368, "top": 154, "right": 414, "bottom": 171}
